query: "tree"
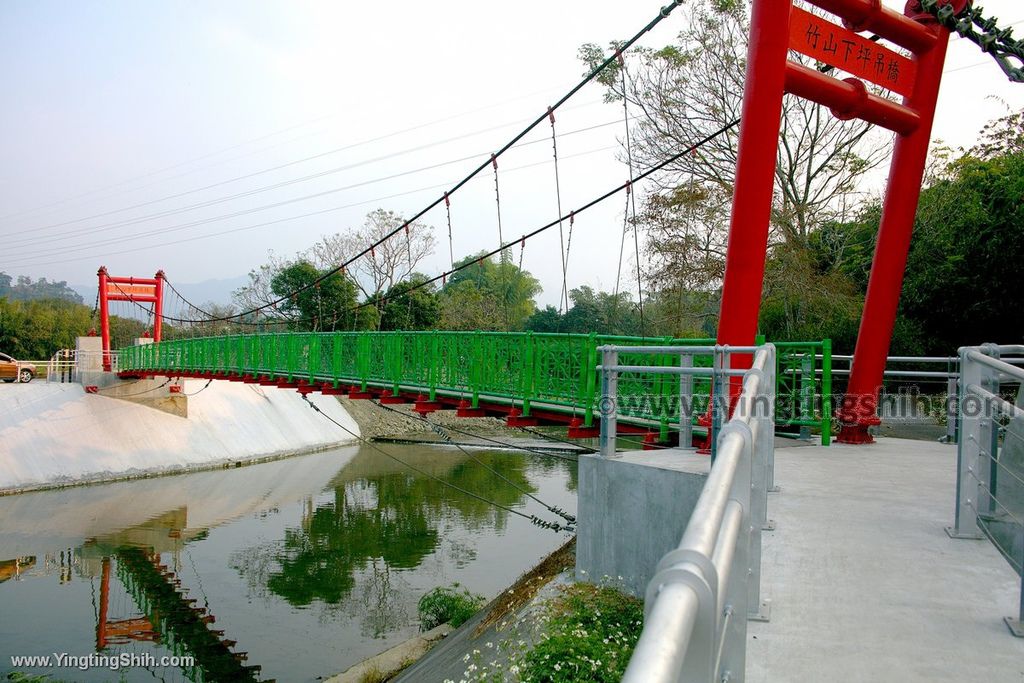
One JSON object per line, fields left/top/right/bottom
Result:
{"left": 579, "top": 0, "right": 888, "bottom": 303}
{"left": 0, "top": 298, "right": 94, "bottom": 358}
{"left": 308, "top": 209, "right": 436, "bottom": 300}
{"left": 232, "top": 250, "right": 293, "bottom": 312}
{"left": 807, "top": 110, "right": 1024, "bottom": 353}
{"left": 566, "top": 287, "right": 643, "bottom": 335}
{"left": 371, "top": 274, "right": 440, "bottom": 331}
{"left": 269, "top": 260, "right": 372, "bottom": 331}
{"left": 440, "top": 253, "right": 541, "bottom": 331}
{"left": 0, "top": 272, "right": 83, "bottom": 304}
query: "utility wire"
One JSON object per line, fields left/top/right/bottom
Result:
{"left": 9, "top": 143, "right": 618, "bottom": 271}
{"left": 300, "top": 395, "right": 571, "bottom": 533}
{"left": 3, "top": 110, "right": 621, "bottom": 252}
{"left": 0, "top": 84, "right": 589, "bottom": 231}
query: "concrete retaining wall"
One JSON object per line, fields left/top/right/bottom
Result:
{"left": 0, "top": 379, "right": 359, "bottom": 494}
{"left": 576, "top": 450, "right": 709, "bottom": 596}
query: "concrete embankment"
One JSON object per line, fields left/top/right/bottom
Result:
{"left": 0, "top": 379, "right": 359, "bottom": 494}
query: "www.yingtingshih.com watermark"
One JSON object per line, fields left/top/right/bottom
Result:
{"left": 10, "top": 652, "right": 195, "bottom": 672}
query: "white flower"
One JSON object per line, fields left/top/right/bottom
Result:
{"left": 554, "top": 663, "right": 562, "bottom": 671}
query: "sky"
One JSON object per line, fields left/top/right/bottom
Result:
{"left": 1, "top": 0, "right": 1022, "bottom": 307}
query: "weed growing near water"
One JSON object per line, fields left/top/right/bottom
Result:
{"left": 418, "top": 583, "right": 486, "bottom": 630}
{"left": 447, "top": 578, "right": 644, "bottom": 682}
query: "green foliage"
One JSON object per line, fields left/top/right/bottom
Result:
{"left": 371, "top": 274, "right": 440, "bottom": 331}
{"left": 525, "top": 286, "right": 642, "bottom": 336}
{"left": 519, "top": 582, "right": 644, "bottom": 682}
{"left": 247, "top": 453, "right": 535, "bottom": 613}
{"left": 806, "top": 119, "right": 1024, "bottom": 354}
{"left": 0, "top": 272, "right": 83, "bottom": 304}
{"left": 758, "top": 245, "right": 863, "bottom": 350}
{"left": 269, "top": 260, "right": 371, "bottom": 331}
{"left": 417, "top": 584, "right": 485, "bottom": 630}
{"left": 440, "top": 253, "right": 541, "bottom": 331}
{"left": 0, "top": 297, "right": 95, "bottom": 359}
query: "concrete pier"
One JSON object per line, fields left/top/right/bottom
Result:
{"left": 576, "top": 449, "right": 709, "bottom": 597}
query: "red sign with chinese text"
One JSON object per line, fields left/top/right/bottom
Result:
{"left": 788, "top": 7, "right": 917, "bottom": 98}
{"left": 106, "top": 282, "right": 158, "bottom": 300}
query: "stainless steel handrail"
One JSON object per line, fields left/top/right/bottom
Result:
{"left": 602, "top": 344, "right": 775, "bottom": 682}
{"left": 948, "top": 344, "right": 1024, "bottom": 637}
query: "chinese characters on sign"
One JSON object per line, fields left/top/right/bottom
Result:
{"left": 788, "top": 7, "right": 917, "bottom": 98}
{"left": 106, "top": 282, "right": 158, "bottom": 300}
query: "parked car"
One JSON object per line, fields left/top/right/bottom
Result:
{"left": 0, "top": 353, "right": 35, "bottom": 383}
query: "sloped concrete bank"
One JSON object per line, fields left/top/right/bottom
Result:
{"left": 0, "top": 379, "right": 360, "bottom": 494}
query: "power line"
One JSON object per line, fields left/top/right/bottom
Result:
{"left": 103, "top": 113, "right": 736, "bottom": 328}
{"left": 4, "top": 143, "right": 618, "bottom": 271}
{"left": 3, "top": 116, "right": 631, "bottom": 260}
{"left": 0, "top": 83, "right": 575, "bottom": 229}
{"left": 135, "top": 0, "right": 688, "bottom": 325}
{"left": 2, "top": 100, "right": 611, "bottom": 248}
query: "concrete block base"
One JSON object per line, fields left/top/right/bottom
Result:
{"left": 576, "top": 449, "right": 709, "bottom": 597}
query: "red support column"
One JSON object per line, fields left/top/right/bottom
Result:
{"left": 98, "top": 266, "right": 112, "bottom": 371}
{"left": 153, "top": 270, "right": 165, "bottom": 343}
{"left": 716, "top": 0, "right": 793, "bottom": 373}
{"left": 837, "top": 10, "right": 955, "bottom": 444}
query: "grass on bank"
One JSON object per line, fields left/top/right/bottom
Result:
{"left": 450, "top": 580, "right": 644, "bottom": 683}
{"left": 418, "top": 584, "right": 486, "bottom": 631}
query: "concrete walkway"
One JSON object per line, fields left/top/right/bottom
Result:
{"left": 748, "top": 438, "right": 1024, "bottom": 682}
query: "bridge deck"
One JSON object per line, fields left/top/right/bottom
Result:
{"left": 748, "top": 437, "right": 1024, "bottom": 682}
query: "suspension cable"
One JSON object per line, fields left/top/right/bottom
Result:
{"left": 343, "top": 120, "right": 742, "bottom": 317}
{"left": 382, "top": 404, "right": 583, "bottom": 463}
{"left": 444, "top": 192, "right": 455, "bottom": 269}
{"left": 549, "top": 107, "right": 570, "bottom": 315}
{"left": 620, "top": 54, "right": 646, "bottom": 337}
{"left": 99, "top": 378, "right": 172, "bottom": 398}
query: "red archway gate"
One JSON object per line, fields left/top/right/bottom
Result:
{"left": 97, "top": 266, "right": 165, "bottom": 372}
{"left": 715, "top": 0, "right": 966, "bottom": 444}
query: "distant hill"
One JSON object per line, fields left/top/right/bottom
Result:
{"left": 0, "top": 272, "right": 83, "bottom": 304}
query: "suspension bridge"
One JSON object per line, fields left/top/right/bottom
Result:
{"left": 4, "top": 0, "right": 1024, "bottom": 681}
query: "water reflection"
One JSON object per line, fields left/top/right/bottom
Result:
{"left": 0, "top": 444, "right": 576, "bottom": 682}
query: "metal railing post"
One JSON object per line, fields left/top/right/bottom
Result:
{"left": 599, "top": 347, "right": 618, "bottom": 458}
{"left": 800, "top": 351, "right": 813, "bottom": 440}
{"left": 749, "top": 346, "right": 775, "bottom": 622}
{"left": 710, "top": 347, "right": 728, "bottom": 463}
{"left": 948, "top": 347, "right": 986, "bottom": 539}
{"left": 679, "top": 352, "right": 694, "bottom": 449}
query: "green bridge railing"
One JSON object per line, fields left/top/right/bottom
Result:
{"left": 118, "top": 331, "right": 832, "bottom": 445}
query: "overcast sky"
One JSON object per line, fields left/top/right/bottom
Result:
{"left": 1, "top": 0, "right": 1021, "bottom": 306}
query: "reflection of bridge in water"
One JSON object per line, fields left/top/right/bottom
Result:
{"left": 83, "top": 507, "right": 269, "bottom": 682}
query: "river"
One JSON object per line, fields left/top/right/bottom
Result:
{"left": 0, "top": 443, "right": 578, "bottom": 682}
